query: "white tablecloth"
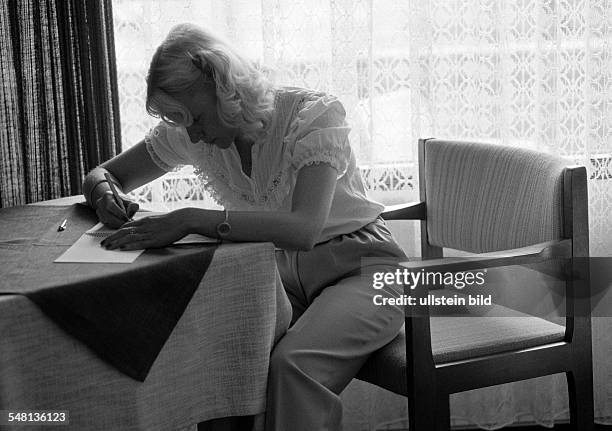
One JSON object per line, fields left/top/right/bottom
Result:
{"left": 0, "top": 242, "right": 292, "bottom": 430}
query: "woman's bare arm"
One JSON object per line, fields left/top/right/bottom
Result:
{"left": 183, "top": 162, "right": 338, "bottom": 250}
{"left": 102, "top": 163, "right": 338, "bottom": 251}
{"left": 98, "top": 139, "right": 167, "bottom": 193}
{"left": 83, "top": 139, "right": 166, "bottom": 226}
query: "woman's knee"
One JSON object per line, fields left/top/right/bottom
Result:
{"left": 269, "top": 339, "right": 299, "bottom": 377}
{"left": 268, "top": 339, "right": 329, "bottom": 384}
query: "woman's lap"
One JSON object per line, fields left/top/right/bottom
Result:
{"left": 273, "top": 217, "right": 406, "bottom": 392}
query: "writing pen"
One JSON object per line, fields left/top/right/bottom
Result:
{"left": 104, "top": 172, "right": 129, "bottom": 220}
{"left": 57, "top": 219, "right": 67, "bottom": 232}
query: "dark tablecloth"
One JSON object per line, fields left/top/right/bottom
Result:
{"left": 0, "top": 203, "right": 217, "bottom": 381}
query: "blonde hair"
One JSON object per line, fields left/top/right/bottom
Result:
{"left": 146, "top": 23, "right": 275, "bottom": 140}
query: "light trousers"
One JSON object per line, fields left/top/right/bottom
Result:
{"left": 265, "top": 218, "right": 406, "bottom": 431}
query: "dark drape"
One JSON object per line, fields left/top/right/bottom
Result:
{"left": 0, "top": 0, "right": 121, "bottom": 207}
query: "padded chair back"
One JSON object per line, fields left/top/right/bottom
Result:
{"left": 423, "top": 139, "right": 568, "bottom": 253}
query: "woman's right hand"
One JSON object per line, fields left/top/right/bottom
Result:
{"left": 95, "top": 191, "right": 139, "bottom": 228}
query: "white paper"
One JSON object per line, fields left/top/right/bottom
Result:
{"left": 54, "top": 233, "right": 144, "bottom": 263}
{"left": 54, "top": 212, "right": 217, "bottom": 263}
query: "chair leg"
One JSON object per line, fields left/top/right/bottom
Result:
{"left": 408, "top": 389, "right": 450, "bottom": 431}
{"left": 566, "top": 368, "right": 594, "bottom": 431}
{"left": 408, "top": 390, "right": 436, "bottom": 430}
{"left": 435, "top": 391, "right": 450, "bottom": 431}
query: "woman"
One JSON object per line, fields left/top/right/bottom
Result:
{"left": 83, "top": 23, "right": 405, "bottom": 431}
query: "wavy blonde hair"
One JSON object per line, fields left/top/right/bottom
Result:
{"left": 146, "top": 23, "right": 275, "bottom": 141}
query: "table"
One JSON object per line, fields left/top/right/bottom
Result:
{"left": 0, "top": 198, "right": 292, "bottom": 430}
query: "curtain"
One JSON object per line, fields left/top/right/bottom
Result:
{"left": 112, "top": 0, "right": 612, "bottom": 428}
{"left": 113, "top": 0, "right": 612, "bottom": 257}
{"left": 0, "top": 0, "right": 121, "bottom": 207}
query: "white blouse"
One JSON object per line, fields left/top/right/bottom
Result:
{"left": 144, "top": 87, "right": 384, "bottom": 242}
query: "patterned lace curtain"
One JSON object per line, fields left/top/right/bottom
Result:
{"left": 113, "top": 1, "right": 612, "bottom": 428}
{"left": 113, "top": 0, "right": 611, "bottom": 257}
{"left": 0, "top": 0, "right": 121, "bottom": 207}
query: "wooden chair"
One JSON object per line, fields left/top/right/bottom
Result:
{"left": 357, "top": 138, "right": 594, "bottom": 430}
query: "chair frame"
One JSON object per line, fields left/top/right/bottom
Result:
{"left": 378, "top": 138, "right": 594, "bottom": 430}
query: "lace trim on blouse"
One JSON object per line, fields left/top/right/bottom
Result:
{"left": 192, "top": 143, "right": 294, "bottom": 210}
{"left": 192, "top": 145, "right": 262, "bottom": 208}
{"left": 146, "top": 90, "right": 350, "bottom": 211}
{"left": 193, "top": 94, "right": 310, "bottom": 210}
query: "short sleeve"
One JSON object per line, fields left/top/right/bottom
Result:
{"left": 287, "top": 94, "right": 352, "bottom": 177}
{"left": 145, "top": 121, "right": 198, "bottom": 171}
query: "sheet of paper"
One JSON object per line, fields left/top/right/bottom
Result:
{"left": 54, "top": 233, "right": 144, "bottom": 263}
{"left": 54, "top": 212, "right": 218, "bottom": 263}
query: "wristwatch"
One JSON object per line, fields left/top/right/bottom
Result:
{"left": 216, "top": 209, "right": 231, "bottom": 238}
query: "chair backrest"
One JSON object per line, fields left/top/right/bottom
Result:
{"left": 420, "top": 139, "right": 569, "bottom": 253}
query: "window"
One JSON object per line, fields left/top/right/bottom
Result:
{"left": 112, "top": 0, "right": 612, "bottom": 254}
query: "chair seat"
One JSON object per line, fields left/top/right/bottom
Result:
{"left": 356, "top": 290, "right": 566, "bottom": 396}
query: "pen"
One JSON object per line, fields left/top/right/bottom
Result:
{"left": 104, "top": 172, "right": 129, "bottom": 220}
{"left": 57, "top": 219, "right": 67, "bottom": 232}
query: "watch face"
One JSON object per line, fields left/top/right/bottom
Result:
{"left": 217, "top": 222, "right": 231, "bottom": 236}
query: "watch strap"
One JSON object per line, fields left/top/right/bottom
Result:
{"left": 216, "top": 209, "right": 231, "bottom": 239}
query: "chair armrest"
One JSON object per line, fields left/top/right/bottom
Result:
{"left": 381, "top": 201, "right": 426, "bottom": 220}
{"left": 399, "top": 239, "right": 573, "bottom": 333}
{"left": 399, "top": 239, "right": 572, "bottom": 275}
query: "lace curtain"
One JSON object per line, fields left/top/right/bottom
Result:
{"left": 112, "top": 0, "right": 612, "bottom": 428}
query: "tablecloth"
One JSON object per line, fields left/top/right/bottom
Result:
{"left": 0, "top": 242, "right": 291, "bottom": 430}
{"left": 0, "top": 200, "right": 292, "bottom": 430}
{"left": 0, "top": 203, "right": 217, "bottom": 381}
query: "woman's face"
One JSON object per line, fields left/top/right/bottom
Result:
{"left": 170, "top": 75, "right": 239, "bottom": 149}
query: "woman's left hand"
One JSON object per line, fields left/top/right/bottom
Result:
{"left": 101, "top": 211, "right": 188, "bottom": 251}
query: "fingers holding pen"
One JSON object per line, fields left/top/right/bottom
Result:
{"left": 96, "top": 206, "right": 125, "bottom": 229}
{"left": 125, "top": 201, "right": 139, "bottom": 219}
{"left": 95, "top": 192, "right": 137, "bottom": 228}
